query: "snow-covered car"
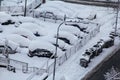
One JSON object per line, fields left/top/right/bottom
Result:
{"left": 65, "top": 19, "right": 99, "bottom": 34}
{"left": 80, "top": 49, "right": 93, "bottom": 68}
{"left": 80, "top": 46, "right": 102, "bottom": 68}
{"left": 36, "top": 36, "right": 72, "bottom": 51}
{"left": 98, "top": 37, "right": 114, "bottom": 48}
{"left": 19, "top": 22, "right": 46, "bottom": 37}
{"left": 16, "top": 16, "right": 36, "bottom": 23}
{"left": 28, "top": 40, "right": 64, "bottom": 58}
{"left": 8, "top": 28, "right": 36, "bottom": 40}
{"left": 5, "top": 34, "right": 30, "bottom": 48}
{"left": 0, "top": 39, "right": 19, "bottom": 54}
{"left": 55, "top": 31, "right": 78, "bottom": 45}
{"left": 0, "top": 12, "right": 15, "bottom": 25}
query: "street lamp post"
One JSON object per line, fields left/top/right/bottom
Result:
{"left": 24, "top": 0, "right": 27, "bottom": 16}
{"left": 114, "top": 0, "right": 120, "bottom": 36}
{"left": 53, "top": 21, "right": 65, "bottom": 80}
{"left": 0, "top": 0, "right": 3, "bottom": 11}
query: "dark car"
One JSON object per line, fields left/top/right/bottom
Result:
{"left": 0, "top": 45, "right": 15, "bottom": 55}
{"left": 28, "top": 49, "right": 55, "bottom": 58}
{"left": 80, "top": 49, "right": 94, "bottom": 68}
{"left": 98, "top": 37, "right": 114, "bottom": 48}
{"left": 80, "top": 43, "right": 103, "bottom": 68}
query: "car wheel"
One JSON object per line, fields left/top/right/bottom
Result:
{"left": 27, "top": 54, "right": 33, "bottom": 57}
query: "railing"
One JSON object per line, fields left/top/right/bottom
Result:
{"left": 46, "top": 23, "right": 100, "bottom": 75}
{"left": 0, "top": 0, "right": 41, "bottom": 16}
{"left": 0, "top": 6, "right": 24, "bottom": 13}
{"left": 26, "top": 0, "right": 42, "bottom": 16}
{"left": 0, "top": 56, "right": 28, "bottom": 73}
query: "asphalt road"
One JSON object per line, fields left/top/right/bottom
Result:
{"left": 65, "top": 0, "right": 118, "bottom": 8}
{"left": 86, "top": 49, "right": 120, "bottom": 80}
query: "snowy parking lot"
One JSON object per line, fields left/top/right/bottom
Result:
{"left": 0, "top": 0, "right": 120, "bottom": 80}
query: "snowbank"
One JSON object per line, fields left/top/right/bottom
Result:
{"left": 7, "top": 27, "right": 36, "bottom": 40}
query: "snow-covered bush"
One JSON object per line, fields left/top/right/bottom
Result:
{"left": 7, "top": 28, "right": 36, "bottom": 40}
{"left": 17, "top": 16, "right": 37, "bottom": 23}
{"left": 0, "top": 38, "right": 19, "bottom": 53}
{"left": 60, "top": 25, "right": 81, "bottom": 37}
{"left": 34, "top": 1, "right": 75, "bottom": 20}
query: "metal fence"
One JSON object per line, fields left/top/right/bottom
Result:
{"left": 0, "top": 0, "right": 41, "bottom": 16}
{"left": 0, "top": 57, "right": 28, "bottom": 73}
{"left": 0, "top": 6, "right": 24, "bottom": 13}
{"left": 46, "top": 24, "right": 100, "bottom": 75}
{"left": 9, "top": 58, "right": 28, "bottom": 73}
{"left": 0, "top": 56, "right": 8, "bottom": 66}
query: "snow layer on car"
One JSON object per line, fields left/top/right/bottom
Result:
{"left": 0, "top": 12, "right": 15, "bottom": 23}
{"left": 55, "top": 31, "right": 78, "bottom": 45}
{"left": 19, "top": 22, "right": 47, "bottom": 36}
{"left": 29, "top": 40, "right": 64, "bottom": 56}
{"left": 0, "top": 37, "right": 19, "bottom": 51}
{"left": 5, "top": 34, "right": 30, "bottom": 47}
{"left": 36, "top": 36, "right": 72, "bottom": 50}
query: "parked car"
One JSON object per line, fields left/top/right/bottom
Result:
{"left": 28, "top": 40, "right": 64, "bottom": 58}
{"left": 80, "top": 36, "right": 114, "bottom": 68}
{"left": 80, "top": 48, "right": 95, "bottom": 68}
{"left": 0, "top": 39, "right": 19, "bottom": 54}
{"left": 0, "top": 12, "right": 15, "bottom": 25}
{"left": 98, "top": 37, "right": 114, "bottom": 48}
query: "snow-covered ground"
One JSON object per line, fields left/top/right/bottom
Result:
{"left": 0, "top": 1, "right": 120, "bottom": 80}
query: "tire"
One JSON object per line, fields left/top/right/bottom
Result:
{"left": 80, "top": 59, "right": 88, "bottom": 68}
{"left": 27, "top": 54, "right": 33, "bottom": 57}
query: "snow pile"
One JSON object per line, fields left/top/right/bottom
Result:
{"left": 60, "top": 25, "right": 81, "bottom": 37}
{"left": 35, "top": 1, "right": 79, "bottom": 19}
{"left": 0, "top": 38, "right": 19, "bottom": 51}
